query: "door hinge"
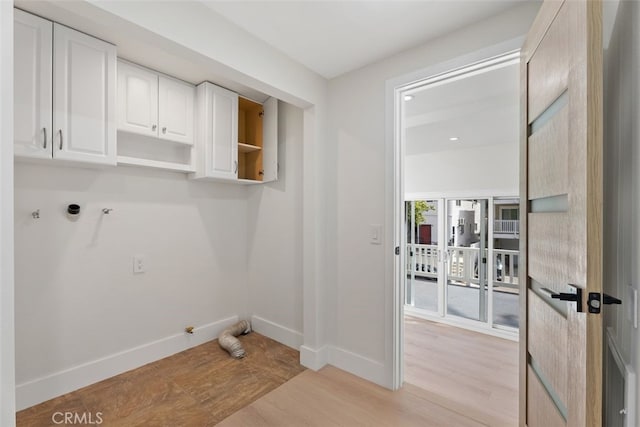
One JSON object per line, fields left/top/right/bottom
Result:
{"left": 395, "top": 246, "right": 400, "bottom": 255}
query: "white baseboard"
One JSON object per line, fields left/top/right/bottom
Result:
{"left": 300, "top": 345, "right": 328, "bottom": 371}
{"left": 327, "top": 346, "right": 386, "bottom": 387}
{"left": 16, "top": 316, "right": 239, "bottom": 410}
{"left": 250, "top": 315, "right": 303, "bottom": 350}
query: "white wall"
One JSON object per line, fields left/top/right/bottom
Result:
{"left": 247, "top": 102, "right": 304, "bottom": 348}
{"left": 405, "top": 143, "right": 518, "bottom": 196}
{"left": 0, "top": 2, "right": 16, "bottom": 425}
{"left": 603, "top": 0, "right": 640, "bottom": 424}
{"left": 14, "top": 165, "right": 250, "bottom": 408}
{"left": 326, "top": 2, "right": 539, "bottom": 387}
{"left": 4, "top": 0, "right": 330, "bottom": 411}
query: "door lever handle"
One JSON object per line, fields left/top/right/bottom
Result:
{"left": 603, "top": 293, "right": 622, "bottom": 305}
{"left": 551, "top": 292, "right": 579, "bottom": 302}
{"left": 540, "top": 287, "right": 583, "bottom": 312}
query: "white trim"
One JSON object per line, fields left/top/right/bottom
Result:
{"left": 328, "top": 346, "right": 386, "bottom": 387}
{"left": 0, "top": 3, "right": 15, "bottom": 425}
{"left": 386, "top": 37, "right": 525, "bottom": 390}
{"left": 299, "top": 345, "right": 328, "bottom": 371}
{"left": 406, "top": 190, "right": 519, "bottom": 201}
{"left": 16, "top": 316, "right": 239, "bottom": 410}
{"left": 250, "top": 315, "right": 303, "bottom": 350}
{"left": 405, "top": 306, "right": 518, "bottom": 341}
{"left": 606, "top": 327, "right": 637, "bottom": 427}
{"left": 488, "top": 196, "right": 495, "bottom": 328}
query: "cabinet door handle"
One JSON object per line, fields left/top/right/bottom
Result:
{"left": 58, "top": 129, "right": 63, "bottom": 150}
{"left": 152, "top": 124, "right": 157, "bottom": 132}
{"left": 162, "top": 127, "right": 167, "bottom": 134}
{"left": 234, "top": 161, "right": 238, "bottom": 173}
{"left": 42, "top": 128, "right": 47, "bottom": 149}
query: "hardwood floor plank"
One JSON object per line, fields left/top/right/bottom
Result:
{"left": 220, "top": 366, "right": 487, "bottom": 427}
{"left": 403, "top": 316, "right": 519, "bottom": 426}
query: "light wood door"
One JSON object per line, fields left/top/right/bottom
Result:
{"left": 13, "top": 9, "right": 52, "bottom": 160}
{"left": 520, "top": 1, "right": 603, "bottom": 426}
{"left": 158, "top": 75, "right": 195, "bottom": 145}
{"left": 117, "top": 60, "right": 158, "bottom": 138}
{"left": 53, "top": 24, "right": 116, "bottom": 165}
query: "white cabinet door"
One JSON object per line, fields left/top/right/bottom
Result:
{"left": 194, "top": 82, "right": 237, "bottom": 180}
{"left": 158, "top": 76, "right": 194, "bottom": 145}
{"left": 261, "top": 97, "right": 278, "bottom": 183}
{"left": 53, "top": 24, "right": 116, "bottom": 165}
{"left": 14, "top": 9, "right": 52, "bottom": 160}
{"left": 117, "top": 60, "right": 158, "bottom": 137}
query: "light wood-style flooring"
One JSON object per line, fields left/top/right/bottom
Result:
{"left": 17, "top": 332, "right": 305, "bottom": 426}
{"left": 222, "top": 317, "right": 518, "bottom": 426}
{"left": 18, "top": 318, "right": 518, "bottom": 426}
{"left": 404, "top": 316, "right": 519, "bottom": 426}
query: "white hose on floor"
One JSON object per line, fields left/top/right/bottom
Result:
{"left": 218, "top": 320, "right": 252, "bottom": 358}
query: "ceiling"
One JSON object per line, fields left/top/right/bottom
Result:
{"left": 404, "top": 59, "right": 520, "bottom": 156}
{"left": 202, "top": 0, "right": 531, "bottom": 79}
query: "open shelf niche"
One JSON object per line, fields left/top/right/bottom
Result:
{"left": 238, "top": 97, "right": 264, "bottom": 181}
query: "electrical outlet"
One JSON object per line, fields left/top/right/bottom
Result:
{"left": 133, "top": 255, "right": 146, "bottom": 274}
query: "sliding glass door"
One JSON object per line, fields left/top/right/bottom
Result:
{"left": 406, "top": 200, "right": 440, "bottom": 313}
{"left": 445, "top": 199, "right": 488, "bottom": 322}
{"left": 405, "top": 197, "right": 519, "bottom": 334}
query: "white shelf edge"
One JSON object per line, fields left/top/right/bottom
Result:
{"left": 116, "top": 129, "right": 194, "bottom": 147}
{"left": 117, "top": 156, "right": 195, "bottom": 173}
{"left": 238, "top": 142, "right": 262, "bottom": 153}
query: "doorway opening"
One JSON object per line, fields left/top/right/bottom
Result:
{"left": 394, "top": 51, "right": 521, "bottom": 423}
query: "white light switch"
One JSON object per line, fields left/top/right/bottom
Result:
{"left": 133, "top": 255, "right": 146, "bottom": 274}
{"left": 370, "top": 224, "right": 382, "bottom": 245}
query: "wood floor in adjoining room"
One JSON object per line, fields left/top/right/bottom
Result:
{"left": 221, "top": 317, "right": 519, "bottom": 427}
{"left": 17, "top": 332, "right": 305, "bottom": 426}
{"left": 219, "top": 366, "right": 487, "bottom": 427}
{"left": 404, "top": 316, "right": 519, "bottom": 426}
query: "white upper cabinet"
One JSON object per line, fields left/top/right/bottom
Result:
{"left": 261, "top": 97, "right": 278, "bottom": 183}
{"left": 14, "top": 10, "right": 117, "bottom": 166}
{"left": 117, "top": 61, "right": 158, "bottom": 137}
{"left": 53, "top": 24, "right": 117, "bottom": 165}
{"left": 158, "top": 76, "right": 194, "bottom": 145}
{"left": 193, "top": 82, "right": 278, "bottom": 184}
{"left": 117, "top": 60, "right": 195, "bottom": 145}
{"left": 193, "top": 82, "right": 238, "bottom": 180}
{"left": 14, "top": 9, "right": 52, "bottom": 160}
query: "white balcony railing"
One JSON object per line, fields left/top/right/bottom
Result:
{"left": 406, "top": 244, "right": 519, "bottom": 287}
{"left": 494, "top": 220, "right": 519, "bottom": 235}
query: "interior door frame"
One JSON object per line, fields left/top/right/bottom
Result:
{"left": 386, "top": 41, "right": 524, "bottom": 389}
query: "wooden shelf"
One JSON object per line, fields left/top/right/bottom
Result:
{"left": 238, "top": 142, "right": 262, "bottom": 153}
{"left": 237, "top": 178, "right": 263, "bottom": 185}
{"left": 117, "top": 156, "right": 194, "bottom": 173}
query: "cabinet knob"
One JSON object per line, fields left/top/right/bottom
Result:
{"left": 162, "top": 127, "right": 167, "bottom": 134}
{"left": 58, "top": 129, "right": 63, "bottom": 150}
{"left": 42, "top": 128, "right": 47, "bottom": 149}
{"left": 152, "top": 124, "right": 157, "bottom": 131}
